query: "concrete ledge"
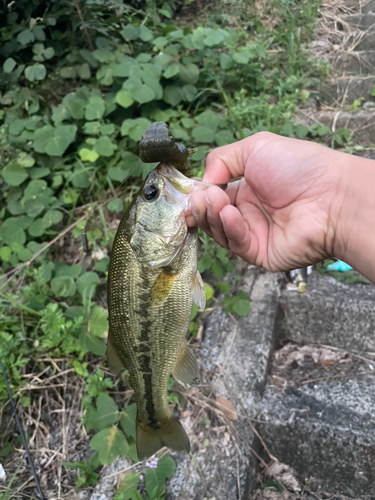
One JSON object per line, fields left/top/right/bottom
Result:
{"left": 295, "top": 109, "right": 375, "bottom": 144}
{"left": 318, "top": 76, "right": 375, "bottom": 105}
{"left": 167, "top": 270, "right": 279, "bottom": 500}
{"left": 278, "top": 271, "right": 375, "bottom": 352}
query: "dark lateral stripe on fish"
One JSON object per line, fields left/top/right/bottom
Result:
{"left": 135, "top": 268, "right": 159, "bottom": 430}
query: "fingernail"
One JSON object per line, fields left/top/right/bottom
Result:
{"left": 219, "top": 211, "right": 226, "bottom": 227}
{"left": 205, "top": 190, "right": 212, "bottom": 205}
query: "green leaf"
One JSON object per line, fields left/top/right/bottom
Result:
{"left": 204, "top": 30, "right": 224, "bottom": 47}
{"left": 79, "top": 148, "right": 99, "bottom": 162}
{"left": 163, "top": 64, "right": 180, "bottom": 79}
{"left": 25, "top": 64, "right": 46, "bottom": 82}
{"left": 181, "top": 84, "right": 197, "bottom": 102}
{"left": 3, "top": 58, "right": 16, "bottom": 73}
{"left": 232, "top": 51, "right": 251, "bottom": 65}
{"left": 43, "top": 210, "right": 63, "bottom": 228}
{"left": 23, "top": 199, "right": 44, "bottom": 218}
{"left": 60, "top": 67, "right": 77, "bottom": 79}
{"left": 78, "top": 63, "right": 91, "bottom": 79}
{"left": 295, "top": 125, "right": 309, "bottom": 139}
{"left": 101, "top": 124, "right": 116, "bottom": 135}
{"left": 204, "top": 283, "right": 214, "bottom": 301}
{"left": 28, "top": 219, "right": 45, "bottom": 237}
{"left": 220, "top": 53, "right": 233, "bottom": 70}
{"left": 17, "top": 29, "right": 35, "bottom": 45}
{"left": 88, "top": 394, "right": 119, "bottom": 431}
{"left": 51, "top": 276, "right": 76, "bottom": 297}
{"left": 163, "top": 85, "right": 182, "bottom": 106}
{"left": 107, "top": 199, "right": 124, "bottom": 212}
{"left": 115, "top": 90, "right": 134, "bottom": 108}
{"left": 178, "top": 63, "right": 199, "bottom": 85}
{"left": 145, "top": 457, "right": 176, "bottom": 497}
{"left": 139, "top": 25, "right": 153, "bottom": 42}
{"left": 83, "top": 121, "right": 101, "bottom": 135}
{"left": 2, "top": 163, "right": 28, "bottom": 186}
{"left": 153, "top": 36, "right": 168, "bottom": 47}
{"left": 115, "top": 472, "right": 140, "bottom": 499}
{"left": 17, "top": 153, "right": 35, "bottom": 167}
{"left": 232, "top": 291, "right": 251, "bottom": 316}
{"left": 120, "top": 118, "right": 151, "bottom": 141}
{"left": 89, "top": 306, "right": 108, "bottom": 337}
{"left": 79, "top": 330, "right": 106, "bottom": 356}
{"left": 0, "top": 219, "right": 26, "bottom": 245}
{"left": 0, "top": 247, "right": 11, "bottom": 262}
{"left": 76, "top": 272, "right": 99, "bottom": 298}
{"left": 95, "top": 136, "right": 116, "bottom": 157}
{"left": 9, "top": 119, "right": 26, "bottom": 136}
{"left": 33, "top": 125, "right": 77, "bottom": 156}
{"left": 215, "top": 129, "right": 235, "bottom": 147}
{"left": 90, "top": 427, "right": 129, "bottom": 465}
{"left": 371, "top": 85, "right": 375, "bottom": 97}
{"left": 130, "top": 85, "right": 155, "bottom": 104}
{"left": 192, "top": 126, "right": 215, "bottom": 143}
{"left": 120, "top": 403, "right": 137, "bottom": 439}
{"left": 123, "top": 24, "right": 139, "bottom": 41}
{"left": 43, "top": 47, "right": 55, "bottom": 60}
{"left": 33, "top": 26, "right": 46, "bottom": 41}
{"left": 85, "top": 96, "right": 106, "bottom": 121}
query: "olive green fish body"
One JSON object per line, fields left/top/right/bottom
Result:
{"left": 107, "top": 164, "right": 207, "bottom": 459}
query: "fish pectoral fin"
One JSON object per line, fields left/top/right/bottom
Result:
{"left": 192, "top": 270, "right": 206, "bottom": 310}
{"left": 172, "top": 343, "right": 200, "bottom": 387}
{"left": 136, "top": 416, "right": 190, "bottom": 460}
{"left": 150, "top": 270, "right": 178, "bottom": 307}
{"left": 106, "top": 330, "right": 126, "bottom": 375}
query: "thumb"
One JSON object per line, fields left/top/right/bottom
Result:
{"left": 202, "top": 132, "right": 276, "bottom": 184}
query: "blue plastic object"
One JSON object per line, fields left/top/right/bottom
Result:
{"left": 326, "top": 260, "right": 353, "bottom": 272}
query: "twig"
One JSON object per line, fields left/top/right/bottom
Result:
{"left": 72, "top": 0, "right": 95, "bottom": 51}
{"left": 0, "top": 356, "right": 45, "bottom": 500}
{"left": 0, "top": 216, "right": 86, "bottom": 291}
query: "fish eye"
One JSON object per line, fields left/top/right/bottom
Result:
{"left": 143, "top": 184, "right": 160, "bottom": 202}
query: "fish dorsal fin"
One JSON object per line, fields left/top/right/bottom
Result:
{"left": 106, "top": 330, "right": 125, "bottom": 375}
{"left": 172, "top": 343, "right": 199, "bottom": 387}
{"left": 192, "top": 270, "right": 206, "bottom": 310}
{"left": 150, "top": 269, "right": 178, "bottom": 307}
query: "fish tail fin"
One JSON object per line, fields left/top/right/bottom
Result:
{"left": 136, "top": 416, "right": 190, "bottom": 460}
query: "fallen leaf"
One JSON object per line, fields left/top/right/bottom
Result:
{"left": 215, "top": 396, "right": 238, "bottom": 421}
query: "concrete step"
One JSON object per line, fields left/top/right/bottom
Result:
{"left": 167, "top": 270, "right": 279, "bottom": 500}
{"left": 341, "top": 13, "right": 375, "bottom": 30}
{"left": 346, "top": 30, "right": 375, "bottom": 51}
{"left": 362, "top": 0, "right": 375, "bottom": 14}
{"left": 278, "top": 271, "right": 375, "bottom": 352}
{"left": 295, "top": 108, "right": 375, "bottom": 144}
{"left": 332, "top": 50, "right": 375, "bottom": 74}
{"left": 318, "top": 76, "right": 375, "bottom": 106}
{"left": 254, "top": 344, "right": 375, "bottom": 495}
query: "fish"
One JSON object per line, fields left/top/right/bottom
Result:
{"left": 107, "top": 162, "right": 213, "bottom": 460}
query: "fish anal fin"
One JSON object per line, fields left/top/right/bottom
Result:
{"left": 150, "top": 270, "right": 177, "bottom": 307}
{"left": 192, "top": 270, "right": 206, "bottom": 310}
{"left": 136, "top": 416, "right": 190, "bottom": 460}
{"left": 172, "top": 343, "right": 199, "bottom": 387}
{"left": 106, "top": 330, "right": 125, "bottom": 375}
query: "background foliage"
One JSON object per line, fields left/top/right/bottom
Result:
{"left": 0, "top": 0, "right": 328, "bottom": 496}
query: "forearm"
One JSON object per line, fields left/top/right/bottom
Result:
{"left": 333, "top": 154, "right": 375, "bottom": 285}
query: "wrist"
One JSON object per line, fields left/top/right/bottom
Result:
{"left": 331, "top": 152, "right": 375, "bottom": 284}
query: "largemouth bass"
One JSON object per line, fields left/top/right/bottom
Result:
{"left": 107, "top": 163, "right": 212, "bottom": 459}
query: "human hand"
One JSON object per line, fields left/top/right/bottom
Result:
{"left": 186, "top": 132, "right": 349, "bottom": 272}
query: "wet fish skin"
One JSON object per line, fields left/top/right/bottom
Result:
{"left": 107, "top": 163, "right": 208, "bottom": 459}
